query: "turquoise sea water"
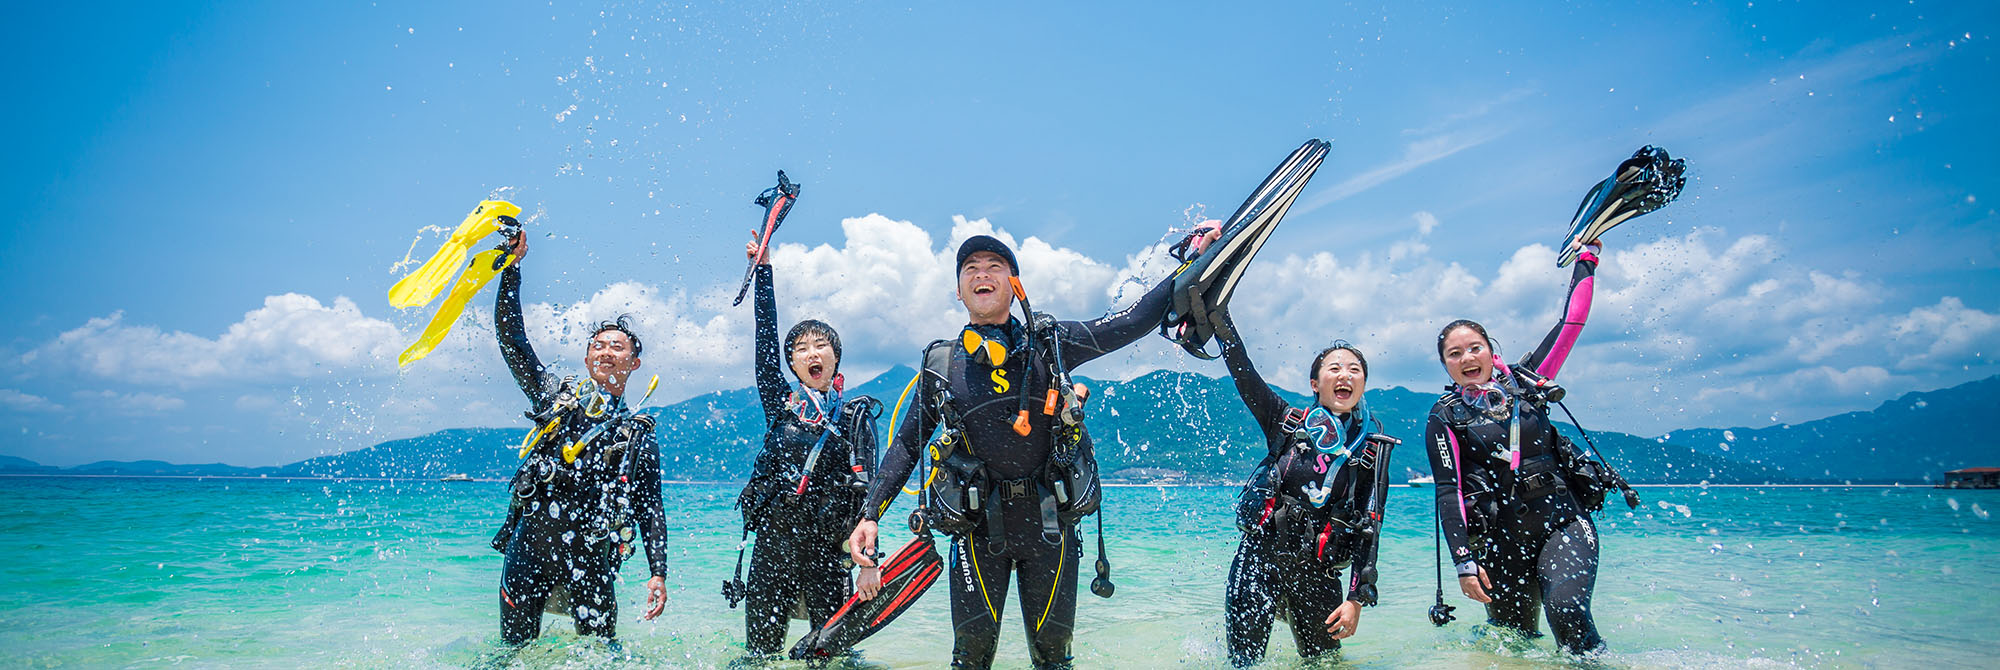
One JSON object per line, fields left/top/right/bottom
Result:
{"left": 0, "top": 477, "right": 1993, "bottom": 669}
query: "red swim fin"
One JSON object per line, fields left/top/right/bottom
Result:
{"left": 788, "top": 533, "right": 944, "bottom": 660}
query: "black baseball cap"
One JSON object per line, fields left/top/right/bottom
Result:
{"left": 955, "top": 235, "right": 1019, "bottom": 276}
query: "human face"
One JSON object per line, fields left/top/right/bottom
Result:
{"left": 957, "top": 251, "right": 1015, "bottom": 325}
{"left": 1309, "top": 349, "right": 1368, "bottom": 413}
{"left": 788, "top": 333, "right": 839, "bottom": 392}
{"left": 586, "top": 330, "right": 642, "bottom": 389}
{"left": 1439, "top": 326, "right": 1494, "bottom": 387}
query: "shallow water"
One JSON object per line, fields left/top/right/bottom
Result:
{"left": 0, "top": 477, "right": 1992, "bottom": 669}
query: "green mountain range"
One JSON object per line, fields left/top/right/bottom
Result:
{"left": 5, "top": 371, "right": 1993, "bottom": 485}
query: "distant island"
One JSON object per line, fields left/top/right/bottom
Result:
{"left": 5, "top": 372, "right": 1995, "bottom": 487}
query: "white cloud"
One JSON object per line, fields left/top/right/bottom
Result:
{"left": 8, "top": 213, "right": 1994, "bottom": 463}
{"left": 21, "top": 294, "right": 403, "bottom": 387}
{"left": 1296, "top": 128, "right": 1509, "bottom": 214}
{"left": 1413, "top": 211, "right": 1441, "bottom": 236}
{"left": 1182, "top": 223, "right": 1998, "bottom": 432}
{"left": 757, "top": 214, "right": 1149, "bottom": 373}
{"left": 0, "top": 389, "right": 64, "bottom": 413}
{"left": 1884, "top": 297, "right": 2000, "bottom": 369}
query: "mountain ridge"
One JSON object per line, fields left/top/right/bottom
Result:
{"left": 4, "top": 371, "right": 1993, "bottom": 485}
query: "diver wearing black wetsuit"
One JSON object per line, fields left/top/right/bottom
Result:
{"left": 492, "top": 263, "right": 669, "bottom": 645}
{"left": 1426, "top": 247, "right": 1605, "bottom": 654}
{"left": 737, "top": 263, "right": 880, "bottom": 656}
{"left": 1216, "top": 326, "right": 1386, "bottom": 666}
{"left": 860, "top": 237, "right": 1173, "bottom": 670}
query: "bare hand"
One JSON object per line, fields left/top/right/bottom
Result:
{"left": 848, "top": 520, "right": 879, "bottom": 568}
{"left": 1324, "top": 600, "right": 1362, "bottom": 640}
{"left": 642, "top": 575, "right": 667, "bottom": 620}
{"left": 1459, "top": 567, "right": 1493, "bottom": 603}
{"left": 856, "top": 566, "right": 883, "bottom": 601}
{"left": 510, "top": 233, "right": 530, "bottom": 263}
{"left": 744, "top": 240, "right": 765, "bottom": 264}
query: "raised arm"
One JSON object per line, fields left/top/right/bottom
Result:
{"left": 750, "top": 263, "right": 791, "bottom": 422}
{"left": 1214, "top": 316, "right": 1292, "bottom": 453}
{"left": 1521, "top": 244, "right": 1600, "bottom": 379}
{"left": 496, "top": 264, "right": 554, "bottom": 404}
{"left": 1056, "top": 276, "right": 1175, "bottom": 369}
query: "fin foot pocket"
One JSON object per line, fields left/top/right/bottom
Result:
{"left": 1557, "top": 146, "right": 1687, "bottom": 267}
{"left": 388, "top": 200, "right": 521, "bottom": 308}
{"left": 1161, "top": 139, "right": 1330, "bottom": 357}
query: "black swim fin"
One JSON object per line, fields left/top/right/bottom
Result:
{"left": 788, "top": 533, "right": 945, "bottom": 660}
{"left": 1161, "top": 139, "right": 1330, "bottom": 358}
{"left": 1557, "top": 146, "right": 1686, "bottom": 267}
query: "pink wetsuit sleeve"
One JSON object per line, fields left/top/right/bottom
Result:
{"left": 1527, "top": 248, "right": 1598, "bottom": 380}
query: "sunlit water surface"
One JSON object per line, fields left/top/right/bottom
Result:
{"left": 0, "top": 478, "right": 1992, "bottom": 669}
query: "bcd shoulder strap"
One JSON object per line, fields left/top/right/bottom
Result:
{"left": 1279, "top": 407, "right": 1310, "bottom": 435}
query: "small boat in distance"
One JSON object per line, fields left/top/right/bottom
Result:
{"left": 1408, "top": 474, "right": 1434, "bottom": 487}
{"left": 440, "top": 473, "right": 474, "bottom": 482}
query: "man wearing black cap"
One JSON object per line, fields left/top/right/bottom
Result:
{"left": 849, "top": 234, "right": 1174, "bottom": 669}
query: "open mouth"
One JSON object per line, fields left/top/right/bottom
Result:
{"left": 972, "top": 284, "right": 997, "bottom": 295}
{"left": 1460, "top": 365, "right": 1482, "bottom": 379}
{"left": 807, "top": 362, "right": 826, "bottom": 380}
{"left": 1331, "top": 384, "right": 1354, "bottom": 402}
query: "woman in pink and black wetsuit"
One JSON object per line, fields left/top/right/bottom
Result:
{"left": 1424, "top": 241, "right": 1607, "bottom": 654}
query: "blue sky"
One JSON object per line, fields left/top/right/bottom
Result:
{"left": 3, "top": 1, "right": 1995, "bottom": 466}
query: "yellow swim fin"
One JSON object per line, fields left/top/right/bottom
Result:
{"left": 398, "top": 248, "right": 516, "bottom": 368}
{"left": 389, "top": 200, "right": 521, "bottom": 309}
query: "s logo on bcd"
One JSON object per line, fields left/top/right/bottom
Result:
{"left": 990, "top": 368, "right": 1010, "bottom": 394}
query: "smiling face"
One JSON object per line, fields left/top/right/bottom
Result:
{"left": 788, "top": 333, "right": 839, "bottom": 392}
{"left": 957, "top": 251, "right": 1015, "bottom": 325}
{"left": 1439, "top": 325, "right": 1495, "bottom": 387}
{"left": 1309, "top": 349, "right": 1369, "bottom": 413}
{"left": 585, "top": 330, "right": 642, "bottom": 390}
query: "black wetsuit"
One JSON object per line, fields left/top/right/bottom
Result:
{"left": 1217, "top": 336, "right": 1384, "bottom": 667}
{"left": 1426, "top": 254, "right": 1605, "bottom": 654}
{"left": 738, "top": 264, "right": 880, "bottom": 656}
{"left": 493, "top": 265, "right": 669, "bottom": 644}
{"left": 863, "top": 279, "right": 1172, "bottom": 670}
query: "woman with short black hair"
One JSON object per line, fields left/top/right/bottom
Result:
{"left": 732, "top": 241, "right": 883, "bottom": 661}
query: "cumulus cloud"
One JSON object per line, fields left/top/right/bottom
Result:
{"left": 8, "top": 212, "right": 1995, "bottom": 464}
{"left": 1182, "top": 222, "right": 1999, "bottom": 432}
{"left": 757, "top": 214, "right": 1151, "bottom": 372}
{"left": 20, "top": 294, "right": 403, "bottom": 387}
{"left": 1884, "top": 297, "right": 2000, "bottom": 369}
